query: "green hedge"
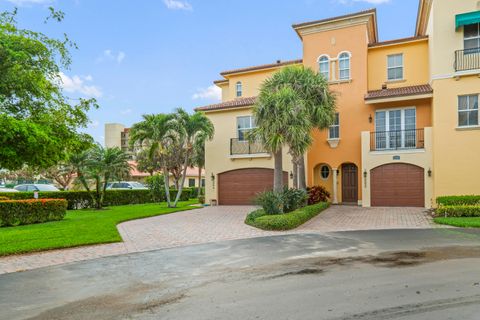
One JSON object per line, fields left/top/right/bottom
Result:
{"left": 436, "top": 195, "right": 480, "bottom": 206}
{"left": 245, "top": 202, "right": 330, "bottom": 231}
{"left": 0, "top": 199, "right": 67, "bottom": 227}
{"left": 0, "top": 188, "right": 194, "bottom": 210}
{"left": 435, "top": 205, "right": 480, "bottom": 218}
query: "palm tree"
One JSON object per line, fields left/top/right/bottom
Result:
{"left": 251, "top": 86, "right": 311, "bottom": 192}
{"left": 192, "top": 132, "right": 207, "bottom": 197}
{"left": 129, "top": 113, "right": 177, "bottom": 207}
{"left": 256, "top": 66, "right": 336, "bottom": 190}
{"left": 71, "top": 145, "right": 131, "bottom": 209}
{"left": 170, "top": 108, "right": 214, "bottom": 207}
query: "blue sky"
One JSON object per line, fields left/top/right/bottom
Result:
{"left": 1, "top": 0, "right": 419, "bottom": 143}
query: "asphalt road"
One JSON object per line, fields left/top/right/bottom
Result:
{"left": 2, "top": 228, "right": 480, "bottom": 320}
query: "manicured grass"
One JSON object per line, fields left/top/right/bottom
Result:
{"left": 434, "top": 217, "right": 480, "bottom": 228}
{"left": 245, "top": 202, "right": 330, "bottom": 231}
{"left": 0, "top": 201, "right": 198, "bottom": 256}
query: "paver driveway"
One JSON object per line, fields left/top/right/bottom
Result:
{"left": 0, "top": 205, "right": 433, "bottom": 274}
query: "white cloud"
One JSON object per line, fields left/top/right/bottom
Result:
{"left": 59, "top": 73, "right": 103, "bottom": 98}
{"left": 163, "top": 0, "right": 192, "bottom": 11}
{"left": 5, "top": 0, "right": 52, "bottom": 6}
{"left": 120, "top": 108, "right": 132, "bottom": 115}
{"left": 192, "top": 85, "right": 221, "bottom": 101}
{"left": 97, "top": 49, "right": 126, "bottom": 64}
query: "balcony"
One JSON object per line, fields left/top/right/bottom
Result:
{"left": 455, "top": 48, "right": 480, "bottom": 72}
{"left": 370, "top": 129, "right": 425, "bottom": 152}
{"left": 230, "top": 138, "right": 268, "bottom": 156}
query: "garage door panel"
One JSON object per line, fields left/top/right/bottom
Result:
{"left": 371, "top": 163, "right": 424, "bottom": 207}
{"left": 218, "top": 169, "right": 288, "bottom": 205}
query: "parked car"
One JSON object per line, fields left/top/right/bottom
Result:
{"left": 106, "top": 181, "right": 148, "bottom": 190}
{"left": 0, "top": 188, "right": 19, "bottom": 193}
{"left": 14, "top": 184, "right": 60, "bottom": 192}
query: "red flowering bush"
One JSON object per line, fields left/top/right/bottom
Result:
{"left": 307, "top": 186, "right": 330, "bottom": 205}
{"left": 0, "top": 199, "right": 67, "bottom": 227}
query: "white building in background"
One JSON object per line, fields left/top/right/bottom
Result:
{"left": 104, "top": 123, "right": 136, "bottom": 158}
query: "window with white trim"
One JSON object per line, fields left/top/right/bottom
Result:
{"left": 329, "top": 113, "right": 340, "bottom": 139}
{"left": 318, "top": 56, "right": 330, "bottom": 80}
{"left": 458, "top": 94, "right": 479, "bottom": 127}
{"left": 464, "top": 23, "right": 480, "bottom": 51}
{"left": 338, "top": 53, "right": 350, "bottom": 80}
{"left": 387, "top": 54, "right": 403, "bottom": 81}
{"left": 375, "top": 108, "right": 416, "bottom": 149}
{"left": 236, "top": 81, "right": 242, "bottom": 97}
{"left": 237, "top": 116, "right": 256, "bottom": 140}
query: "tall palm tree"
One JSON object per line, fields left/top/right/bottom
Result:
{"left": 129, "top": 113, "right": 177, "bottom": 207}
{"left": 171, "top": 108, "right": 214, "bottom": 207}
{"left": 257, "top": 66, "right": 336, "bottom": 190}
{"left": 251, "top": 86, "right": 311, "bottom": 192}
{"left": 192, "top": 132, "right": 207, "bottom": 197}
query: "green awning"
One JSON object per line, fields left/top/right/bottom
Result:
{"left": 456, "top": 11, "right": 480, "bottom": 30}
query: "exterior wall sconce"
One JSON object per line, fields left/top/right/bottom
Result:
{"left": 428, "top": 168, "right": 432, "bottom": 177}
{"left": 368, "top": 114, "right": 373, "bottom": 123}
{"left": 289, "top": 171, "right": 294, "bottom": 179}
{"left": 363, "top": 170, "right": 368, "bottom": 188}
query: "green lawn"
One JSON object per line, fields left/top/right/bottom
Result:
{"left": 434, "top": 217, "right": 480, "bottom": 228}
{"left": 0, "top": 200, "right": 198, "bottom": 256}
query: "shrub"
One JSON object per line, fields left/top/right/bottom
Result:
{"left": 436, "top": 195, "right": 480, "bottom": 206}
{"left": 281, "top": 188, "right": 308, "bottom": 213}
{"left": 198, "top": 195, "right": 205, "bottom": 204}
{"left": 435, "top": 205, "right": 480, "bottom": 218}
{"left": 307, "top": 186, "right": 330, "bottom": 205}
{"left": 255, "top": 190, "right": 284, "bottom": 215}
{"left": 245, "top": 202, "right": 330, "bottom": 231}
{"left": 145, "top": 174, "right": 165, "bottom": 202}
{"left": 0, "top": 196, "right": 9, "bottom": 201}
{"left": 0, "top": 189, "right": 194, "bottom": 210}
{"left": 0, "top": 199, "right": 67, "bottom": 227}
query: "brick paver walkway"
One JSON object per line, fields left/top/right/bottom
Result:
{"left": 0, "top": 205, "right": 432, "bottom": 274}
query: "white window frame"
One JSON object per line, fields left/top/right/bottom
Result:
{"left": 458, "top": 94, "right": 479, "bottom": 127}
{"left": 318, "top": 55, "right": 330, "bottom": 80}
{"left": 237, "top": 115, "right": 256, "bottom": 140}
{"left": 337, "top": 52, "right": 351, "bottom": 80}
{"left": 328, "top": 113, "right": 340, "bottom": 139}
{"left": 374, "top": 107, "right": 416, "bottom": 150}
{"left": 464, "top": 23, "right": 480, "bottom": 51}
{"left": 320, "top": 165, "right": 330, "bottom": 180}
{"left": 236, "top": 81, "right": 242, "bottom": 97}
{"left": 387, "top": 53, "right": 404, "bottom": 81}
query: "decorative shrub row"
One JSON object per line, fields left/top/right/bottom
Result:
{"left": 245, "top": 202, "right": 330, "bottom": 231}
{"left": 435, "top": 205, "right": 480, "bottom": 218}
{"left": 436, "top": 195, "right": 480, "bottom": 206}
{"left": 0, "top": 188, "right": 195, "bottom": 210}
{"left": 0, "top": 199, "right": 67, "bottom": 227}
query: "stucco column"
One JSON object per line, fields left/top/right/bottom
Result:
{"left": 332, "top": 168, "right": 338, "bottom": 204}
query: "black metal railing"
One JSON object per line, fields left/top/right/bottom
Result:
{"left": 230, "top": 138, "right": 268, "bottom": 155}
{"left": 455, "top": 48, "right": 480, "bottom": 72}
{"left": 370, "top": 129, "right": 424, "bottom": 151}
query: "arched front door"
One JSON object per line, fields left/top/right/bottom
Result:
{"left": 342, "top": 163, "right": 358, "bottom": 204}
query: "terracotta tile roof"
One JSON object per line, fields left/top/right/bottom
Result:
{"left": 365, "top": 84, "right": 433, "bottom": 101}
{"left": 220, "top": 59, "right": 302, "bottom": 76}
{"left": 292, "top": 8, "right": 376, "bottom": 29}
{"left": 368, "top": 35, "right": 428, "bottom": 48}
{"left": 195, "top": 96, "right": 257, "bottom": 112}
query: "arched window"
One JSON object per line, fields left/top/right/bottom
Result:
{"left": 338, "top": 52, "right": 351, "bottom": 80}
{"left": 318, "top": 55, "right": 330, "bottom": 80}
{"left": 236, "top": 81, "right": 242, "bottom": 97}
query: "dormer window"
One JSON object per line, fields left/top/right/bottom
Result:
{"left": 338, "top": 52, "right": 351, "bottom": 80}
{"left": 236, "top": 81, "right": 242, "bottom": 97}
{"left": 318, "top": 55, "right": 330, "bottom": 80}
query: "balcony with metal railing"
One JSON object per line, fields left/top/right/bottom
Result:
{"left": 455, "top": 48, "right": 480, "bottom": 72}
{"left": 370, "top": 129, "right": 425, "bottom": 152}
{"left": 230, "top": 138, "right": 268, "bottom": 156}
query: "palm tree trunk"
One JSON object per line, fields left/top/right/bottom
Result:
{"left": 163, "top": 166, "right": 172, "bottom": 207}
{"left": 273, "top": 147, "right": 283, "bottom": 192}
{"left": 173, "top": 152, "right": 191, "bottom": 207}
{"left": 292, "top": 157, "right": 298, "bottom": 189}
{"left": 298, "top": 154, "right": 307, "bottom": 190}
{"left": 197, "top": 166, "right": 202, "bottom": 196}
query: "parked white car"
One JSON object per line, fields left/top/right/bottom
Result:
{"left": 106, "top": 181, "right": 148, "bottom": 190}
{"left": 0, "top": 188, "right": 19, "bottom": 193}
{"left": 14, "top": 184, "right": 60, "bottom": 192}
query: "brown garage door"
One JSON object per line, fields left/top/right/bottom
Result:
{"left": 371, "top": 163, "right": 424, "bottom": 207}
{"left": 218, "top": 168, "right": 288, "bottom": 205}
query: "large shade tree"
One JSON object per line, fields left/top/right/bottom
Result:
{"left": 252, "top": 66, "right": 336, "bottom": 191}
{"left": 0, "top": 8, "right": 97, "bottom": 170}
